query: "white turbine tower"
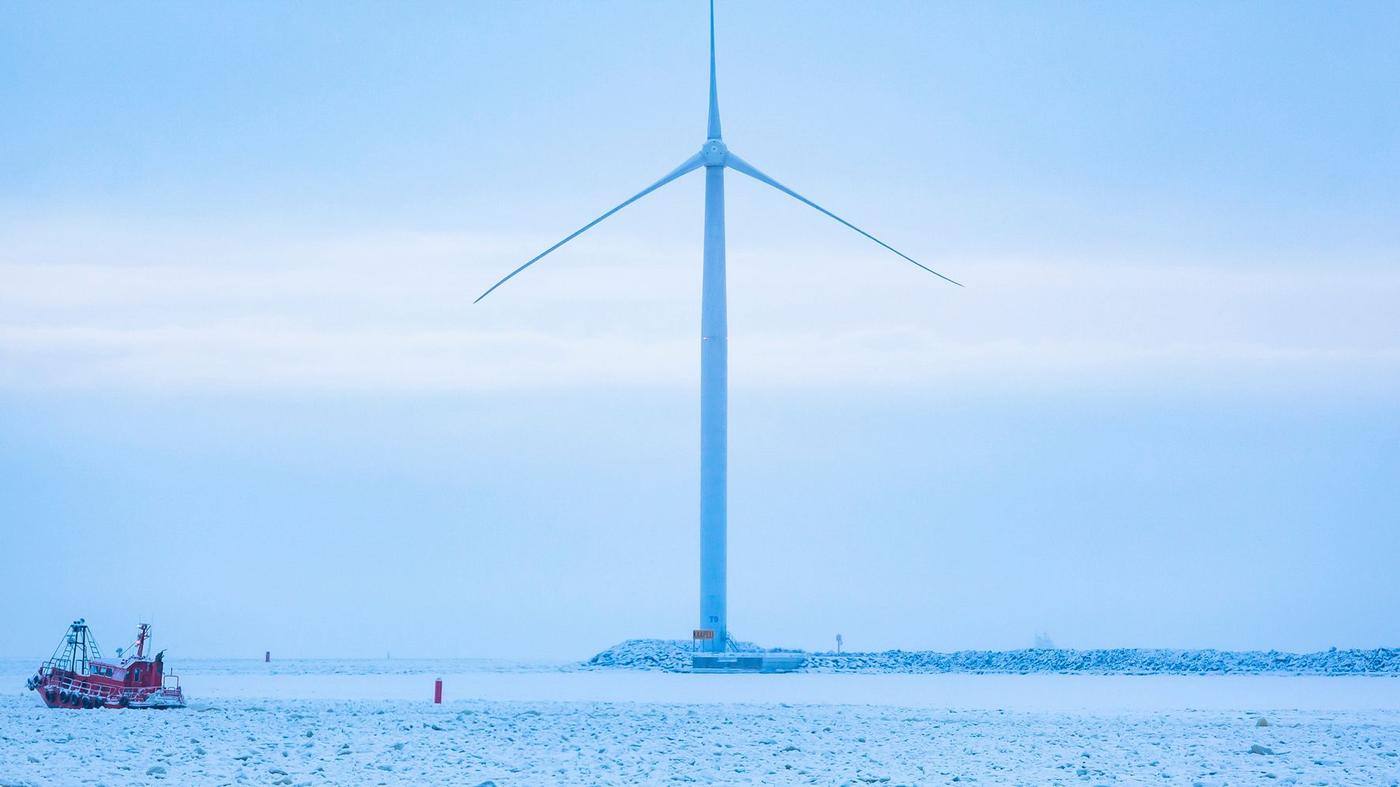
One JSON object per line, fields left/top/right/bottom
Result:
{"left": 477, "top": 1, "right": 960, "bottom": 657}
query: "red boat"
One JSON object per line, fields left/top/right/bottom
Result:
{"left": 26, "top": 619, "right": 186, "bottom": 709}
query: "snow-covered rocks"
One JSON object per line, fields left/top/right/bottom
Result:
{"left": 584, "top": 640, "right": 1400, "bottom": 675}
{"left": 582, "top": 638, "right": 767, "bottom": 671}
{"left": 803, "top": 647, "right": 1400, "bottom": 675}
{"left": 582, "top": 639, "right": 693, "bottom": 671}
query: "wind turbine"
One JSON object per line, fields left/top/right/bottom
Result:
{"left": 476, "top": 1, "right": 960, "bottom": 655}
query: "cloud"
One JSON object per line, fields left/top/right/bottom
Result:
{"left": 1, "top": 227, "right": 1397, "bottom": 395}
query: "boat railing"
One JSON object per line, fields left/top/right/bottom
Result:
{"left": 40, "top": 670, "right": 178, "bottom": 698}
{"left": 41, "top": 673, "right": 118, "bottom": 696}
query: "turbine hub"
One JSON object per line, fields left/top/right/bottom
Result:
{"left": 701, "top": 138, "right": 728, "bottom": 166}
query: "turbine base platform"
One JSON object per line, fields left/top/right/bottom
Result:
{"left": 691, "top": 652, "right": 805, "bottom": 673}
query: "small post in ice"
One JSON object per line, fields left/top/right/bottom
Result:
{"left": 433, "top": 678, "right": 443, "bottom": 704}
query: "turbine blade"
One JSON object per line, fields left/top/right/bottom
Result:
{"left": 725, "top": 152, "right": 962, "bottom": 287}
{"left": 707, "top": 0, "right": 721, "bottom": 139}
{"left": 475, "top": 153, "right": 706, "bottom": 303}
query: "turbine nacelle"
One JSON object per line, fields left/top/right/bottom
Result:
{"left": 701, "top": 139, "right": 729, "bottom": 166}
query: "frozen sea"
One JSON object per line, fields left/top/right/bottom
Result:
{"left": 3, "top": 658, "right": 1398, "bottom": 785}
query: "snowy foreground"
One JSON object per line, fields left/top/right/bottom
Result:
{"left": 3, "top": 661, "right": 1399, "bottom": 785}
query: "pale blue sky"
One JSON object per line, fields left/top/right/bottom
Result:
{"left": 1, "top": 1, "right": 1397, "bottom": 657}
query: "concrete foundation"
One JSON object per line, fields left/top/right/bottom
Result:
{"left": 691, "top": 653, "right": 806, "bottom": 673}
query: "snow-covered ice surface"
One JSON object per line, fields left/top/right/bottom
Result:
{"left": 4, "top": 659, "right": 1399, "bottom": 785}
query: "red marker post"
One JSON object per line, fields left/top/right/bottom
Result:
{"left": 433, "top": 678, "right": 443, "bottom": 704}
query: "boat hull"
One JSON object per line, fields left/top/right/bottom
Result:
{"left": 30, "top": 672, "right": 185, "bottom": 709}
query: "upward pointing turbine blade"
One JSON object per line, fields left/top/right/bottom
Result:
{"left": 724, "top": 152, "right": 963, "bottom": 287}
{"left": 475, "top": 151, "right": 707, "bottom": 303}
{"left": 707, "top": 0, "right": 721, "bottom": 139}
